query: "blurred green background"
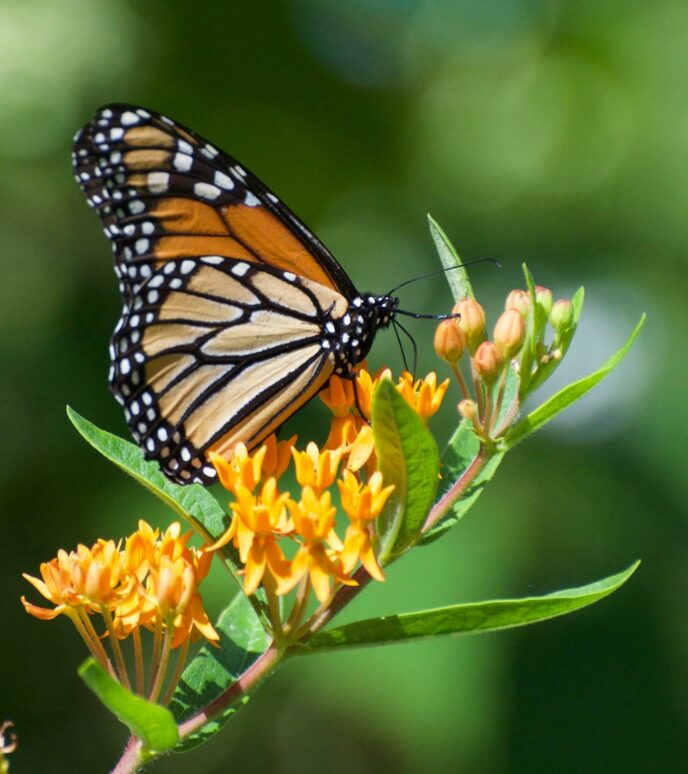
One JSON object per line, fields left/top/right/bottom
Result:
{"left": 2, "top": 0, "right": 686, "bottom": 771}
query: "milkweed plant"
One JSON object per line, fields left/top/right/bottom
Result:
{"left": 20, "top": 217, "right": 644, "bottom": 773}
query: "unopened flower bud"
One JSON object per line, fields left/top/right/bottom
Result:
{"left": 473, "top": 341, "right": 503, "bottom": 384}
{"left": 505, "top": 289, "right": 530, "bottom": 318}
{"left": 493, "top": 308, "right": 526, "bottom": 359}
{"left": 452, "top": 297, "right": 486, "bottom": 353}
{"left": 434, "top": 319, "right": 465, "bottom": 364}
{"left": 535, "top": 286, "right": 553, "bottom": 317}
{"left": 458, "top": 399, "right": 477, "bottom": 421}
{"left": 550, "top": 299, "right": 574, "bottom": 332}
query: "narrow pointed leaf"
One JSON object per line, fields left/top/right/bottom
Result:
{"left": 372, "top": 380, "right": 440, "bottom": 562}
{"left": 66, "top": 408, "right": 269, "bottom": 626}
{"left": 499, "top": 314, "right": 646, "bottom": 450}
{"left": 571, "top": 286, "right": 585, "bottom": 325}
{"left": 79, "top": 658, "right": 178, "bottom": 752}
{"left": 305, "top": 562, "right": 639, "bottom": 651}
{"left": 427, "top": 214, "right": 474, "bottom": 301}
{"left": 168, "top": 592, "right": 271, "bottom": 751}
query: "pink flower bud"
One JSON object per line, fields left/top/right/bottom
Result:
{"left": 452, "top": 298, "right": 486, "bottom": 353}
{"left": 493, "top": 308, "right": 526, "bottom": 359}
{"left": 505, "top": 289, "right": 530, "bottom": 317}
{"left": 472, "top": 341, "right": 503, "bottom": 384}
{"left": 434, "top": 319, "right": 465, "bottom": 364}
{"left": 457, "top": 399, "right": 477, "bottom": 420}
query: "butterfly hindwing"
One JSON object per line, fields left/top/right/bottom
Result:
{"left": 108, "top": 254, "right": 339, "bottom": 483}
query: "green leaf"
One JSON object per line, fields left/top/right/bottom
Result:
{"left": 305, "top": 562, "right": 640, "bottom": 652}
{"left": 517, "top": 263, "right": 539, "bottom": 394}
{"left": 168, "top": 593, "right": 271, "bottom": 751}
{"left": 571, "top": 286, "right": 585, "bottom": 325}
{"left": 66, "top": 408, "right": 270, "bottom": 627}
{"left": 420, "top": 421, "right": 503, "bottom": 545}
{"left": 79, "top": 658, "right": 178, "bottom": 752}
{"left": 499, "top": 314, "right": 646, "bottom": 451}
{"left": 372, "top": 380, "right": 440, "bottom": 562}
{"left": 427, "top": 214, "right": 474, "bottom": 301}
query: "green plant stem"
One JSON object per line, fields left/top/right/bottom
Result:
{"left": 302, "top": 566, "right": 374, "bottom": 637}
{"left": 493, "top": 392, "right": 520, "bottom": 437}
{"left": 132, "top": 629, "right": 145, "bottom": 696}
{"left": 161, "top": 637, "right": 191, "bottom": 707}
{"left": 148, "top": 625, "right": 173, "bottom": 703}
{"left": 422, "top": 446, "right": 490, "bottom": 534}
{"left": 179, "top": 642, "right": 285, "bottom": 738}
{"left": 490, "top": 367, "right": 508, "bottom": 432}
{"left": 147, "top": 615, "right": 164, "bottom": 697}
{"left": 284, "top": 576, "right": 311, "bottom": 638}
{"left": 72, "top": 608, "right": 113, "bottom": 674}
{"left": 451, "top": 363, "right": 472, "bottom": 402}
{"left": 112, "top": 735, "right": 140, "bottom": 774}
{"left": 102, "top": 608, "right": 131, "bottom": 690}
{"left": 263, "top": 574, "right": 285, "bottom": 642}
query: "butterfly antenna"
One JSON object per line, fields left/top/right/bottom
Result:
{"left": 394, "top": 318, "right": 418, "bottom": 377}
{"left": 386, "top": 258, "right": 501, "bottom": 296}
{"left": 395, "top": 308, "right": 460, "bottom": 321}
{"left": 391, "top": 319, "right": 410, "bottom": 374}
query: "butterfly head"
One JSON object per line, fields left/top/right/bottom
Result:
{"left": 327, "top": 294, "right": 398, "bottom": 376}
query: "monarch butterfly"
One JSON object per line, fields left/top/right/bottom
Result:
{"left": 72, "top": 104, "right": 399, "bottom": 486}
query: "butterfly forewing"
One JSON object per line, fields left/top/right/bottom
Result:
{"left": 72, "top": 104, "right": 391, "bottom": 485}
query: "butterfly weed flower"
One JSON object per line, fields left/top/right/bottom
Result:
{"left": 22, "top": 520, "right": 218, "bottom": 701}
{"left": 338, "top": 470, "right": 394, "bottom": 580}
{"left": 279, "top": 487, "right": 353, "bottom": 604}
{"left": 292, "top": 442, "right": 344, "bottom": 493}
{"left": 210, "top": 477, "right": 293, "bottom": 604}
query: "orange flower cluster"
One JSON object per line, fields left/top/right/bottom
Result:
{"left": 22, "top": 521, "right": 218, "bottom": 700}
{"left": 320, "top": 367, "right": 449, "bottom": 473}
{"left": 210, "top": 368, "right": 448, "bottom": 613}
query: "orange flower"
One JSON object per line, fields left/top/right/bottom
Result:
{"left": 216, "top": 479, "right": 292, "bottom": 595}
{"left": 346, "top": 423, "right": 376, "bottom": 473}
{"left": 262, "top": 434, "right": 297, "bottom": 480}
{"left": 22, "top": 539, "right": 131, "bottom": 620}
{"left": 338, "top": 471, "right": 394, "bottom": 581}
{"left": 319, "top": 374, "right": 357, "bottom": 417}
{"left": 395, "top": 371, "right": 449, "bottom": 421}
{"left": 292, "top": 442, "right": 343, "bottom": 492}
{"left": 278, "top": 487, "right": 354, "bottom": 603}
{"left": 210, "top": 443, "right": 266, "bottom": 494}
{"left": 146, "top": 554, "right": 219, "bottom": 648}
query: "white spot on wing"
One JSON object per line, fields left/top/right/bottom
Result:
{"left": 121, "top": 111, "right": 140, "bottom": 126}
{"left": 173, "top": 152, "right": 192, "bottom": 172}
{"left": 147, "top": 172, "right": 170, "bottom": 193}
{"left": 214, "top": 171, "right": 234, "bottom": 190}
{"left": 193, "top": 182, "right": 221, "bottom": 200}
{"left": 178, "top": 139, "right": 193, "bottom": 154}
{"left": 231, "top": 262, "right": 250, "bottom": 277}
